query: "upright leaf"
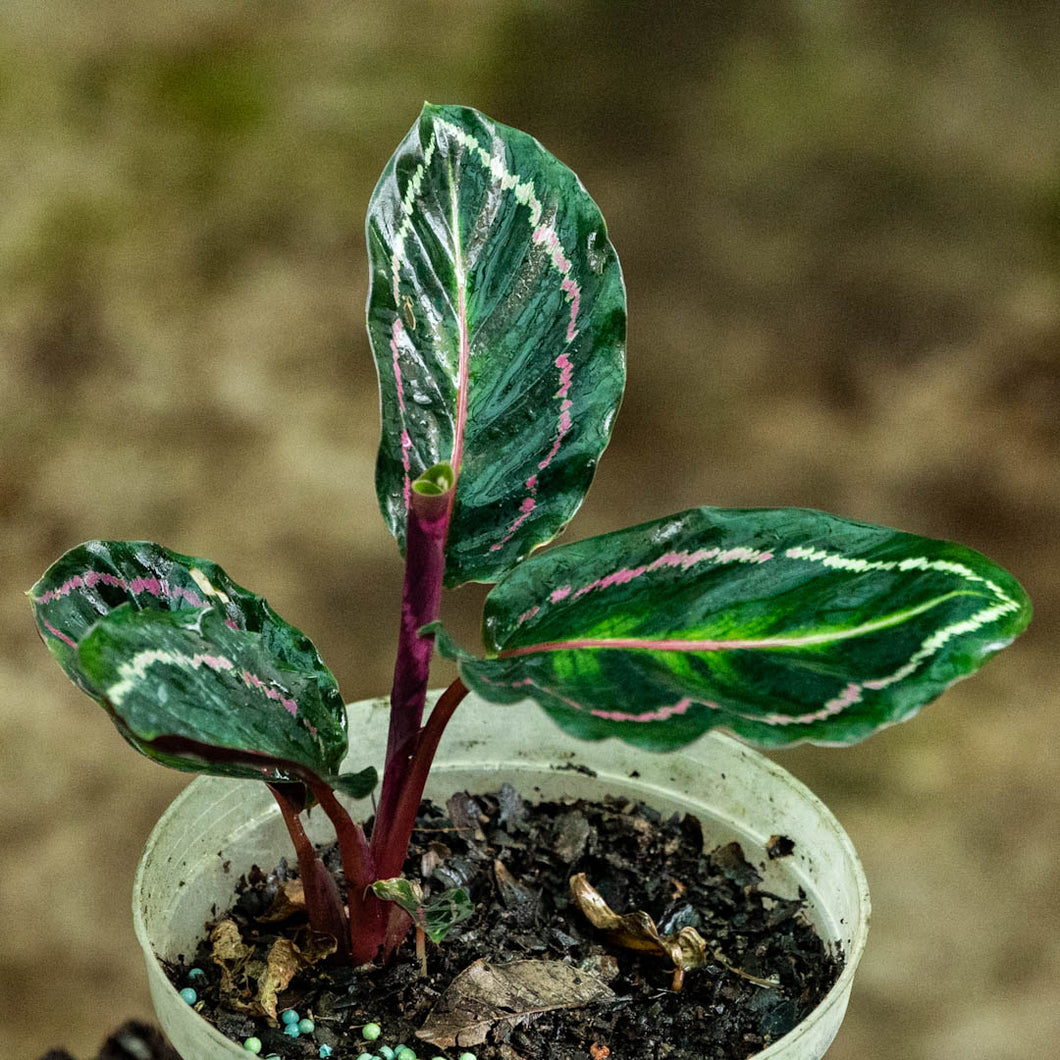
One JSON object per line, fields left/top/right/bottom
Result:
{"left": 29, "top": 541, "right": 363, "bottom": 784}
{"left": 434, "top": 507, "right": 1031, "bottom": 749}
{"left": 367, "top": 103, "right": 626, "bottom": 585}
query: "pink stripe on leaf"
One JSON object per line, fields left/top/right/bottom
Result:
{"left": 476, "top": 673, "right": 698, "bottom": 726}
{"left": 762, "top": 682, "right": 863, "bottom": 726}
{"left": 240, "top": 668, "right": 299, "bottom": 718}
{"left": 42, "top": 619, "right": 76, "bottom": 648}
{"left": 35, "top": 569, "right": 206, "bottom": 609}
{"left": 589, "top": 698, "right": 694, "bottom": 723}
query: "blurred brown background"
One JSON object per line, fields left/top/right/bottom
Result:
{"left": 2, "top": 1, "right": 1057, "bottom": 1057}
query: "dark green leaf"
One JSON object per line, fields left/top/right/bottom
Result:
{"left": 367, "top": 103, "right": 626, "bottom": 585}
{"left": 29, "top": 540, "right": 322, "bottom": 687}
{"left": 330, "top": 767, "right": 380, "bottom": 800}
{"left": 434, "top": 507, "right": 1031, "bottom": 749}
{"left": 75, "top": 605, "right": 349, "bottom": 781}
{"left": 29, "top": 541, "right": 353, "bottom": 782}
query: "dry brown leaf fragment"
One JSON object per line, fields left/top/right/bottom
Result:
{"left": 255, "top": 879, "right": 306, "bottom": 922}
{"left": 421, "top": 847, "right": 444, "bottom": 877}
{"left": 446, "top": 792, "right": 486, "bottom": 841}
{"left": 208, "top": 919, "right": 253, "bottom": 996}
{"left": 210, "top": 919, "right": 252, "bottom": 963}
{"left": 568, "top": 873, "right": 779, "bottom": 992}
{"left": 569, "top": 873, "right": 684, "bottom": 959}
{"left": 257, "top": 938, "right": 300, "bottom": 1019}
{"left": 256, "top": 930, "right": 337, "bottom": 1018}
{"left": 293, "top": 926, "right": 339, "bottom": 966}
{"left": 493, "top": 859, "right": 539, "bottom": 916}
{"left": 552, "top": 810, "right": 591, "bottom": 862}
{"left": 417, "top": 958, "right": 614, "bottom": 1048}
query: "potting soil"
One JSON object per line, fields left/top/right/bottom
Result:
{"left": 166, "top": 785, "right": 841, "bottom": 1060}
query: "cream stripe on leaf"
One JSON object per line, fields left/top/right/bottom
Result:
{"left": 30, "top": 541, "right": 373, "bottom": 791}
{"left": 75, "top": 606, "right": 351, "bottom": 780}
{"left": 29, "top": 540, "right": 318, "bottom": 696}
{"left": 366, "top": 104, "right": 626, "bottom": 585}
{"left": 431, "top": 505, "right": 1031, "bottom": 751}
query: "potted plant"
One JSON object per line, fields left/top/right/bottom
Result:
{"left": 30, "top": 104, "right": 1030, "bottom": 1059}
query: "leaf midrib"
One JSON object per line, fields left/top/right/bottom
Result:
{"left": 497, "top": 590, "right": 979, "bottom": 657}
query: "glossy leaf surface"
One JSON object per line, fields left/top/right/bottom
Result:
{"left": 367, "top": 103, "right": 626, "bottom": 584}
{"left": 371, "top": 877, "right": 474, "bottom": 943}
{"left": 434, "top": 507, "right": 1031, "bottom": 749}
{"left": 30, "top": 541, "right": 356, "bottom": 783}
{"left": 31, "top": 541, "right": 321, "bottom": 686}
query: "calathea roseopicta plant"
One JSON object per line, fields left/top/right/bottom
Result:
{"left": 31, "top": 104, "right": 1030, "bottom": 973}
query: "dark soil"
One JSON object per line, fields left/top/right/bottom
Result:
{"left": 166, "top": 787, "right": 841, "bottom": 1059}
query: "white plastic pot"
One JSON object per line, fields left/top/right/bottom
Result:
{"left": 134, "top": 692, "right": 870, "bottom": 1059}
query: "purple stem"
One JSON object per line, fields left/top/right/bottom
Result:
{"left": 138, "top": 731, "right": 381, "bottom": 962}
{"left": 373, "top": 678, "right": 469, "bottom": 961}
{"left": 304, "top": 775, "right": 382, "bottom": 966}
{"left": 268, "top": 783, "right": 351, "bottom": 961}
{"left": 371, "top": 478, "right": 452, "bottom": 865}
{"left": 375, "top": 677, "right": 469, "bottom": 881}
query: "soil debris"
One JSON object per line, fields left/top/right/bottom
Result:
{"left": 766, "top": 835, "right": 796, "bottom": 860}
{"left": 418, "top": 958, "right": 615, "bottom": 1048}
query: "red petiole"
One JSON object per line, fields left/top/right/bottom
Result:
{"left": 293, "top": 465, "right": 466, "bottom": 964}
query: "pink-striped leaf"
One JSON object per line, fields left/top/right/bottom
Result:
{"left": 29, "top": 541, "right": 371, "bottom": 789}
{"left": 432, "top": 507, "right": 1031, "bottom": 749}
{"left": 367, "top": 104, "right": 626, "bottom": 585}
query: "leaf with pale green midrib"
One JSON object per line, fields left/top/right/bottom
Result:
{"left": 432, "top": 506, "right": 1031, "bottom": 749}
{"left": 367, "top": 103, "right": 626, "bottom": 585}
